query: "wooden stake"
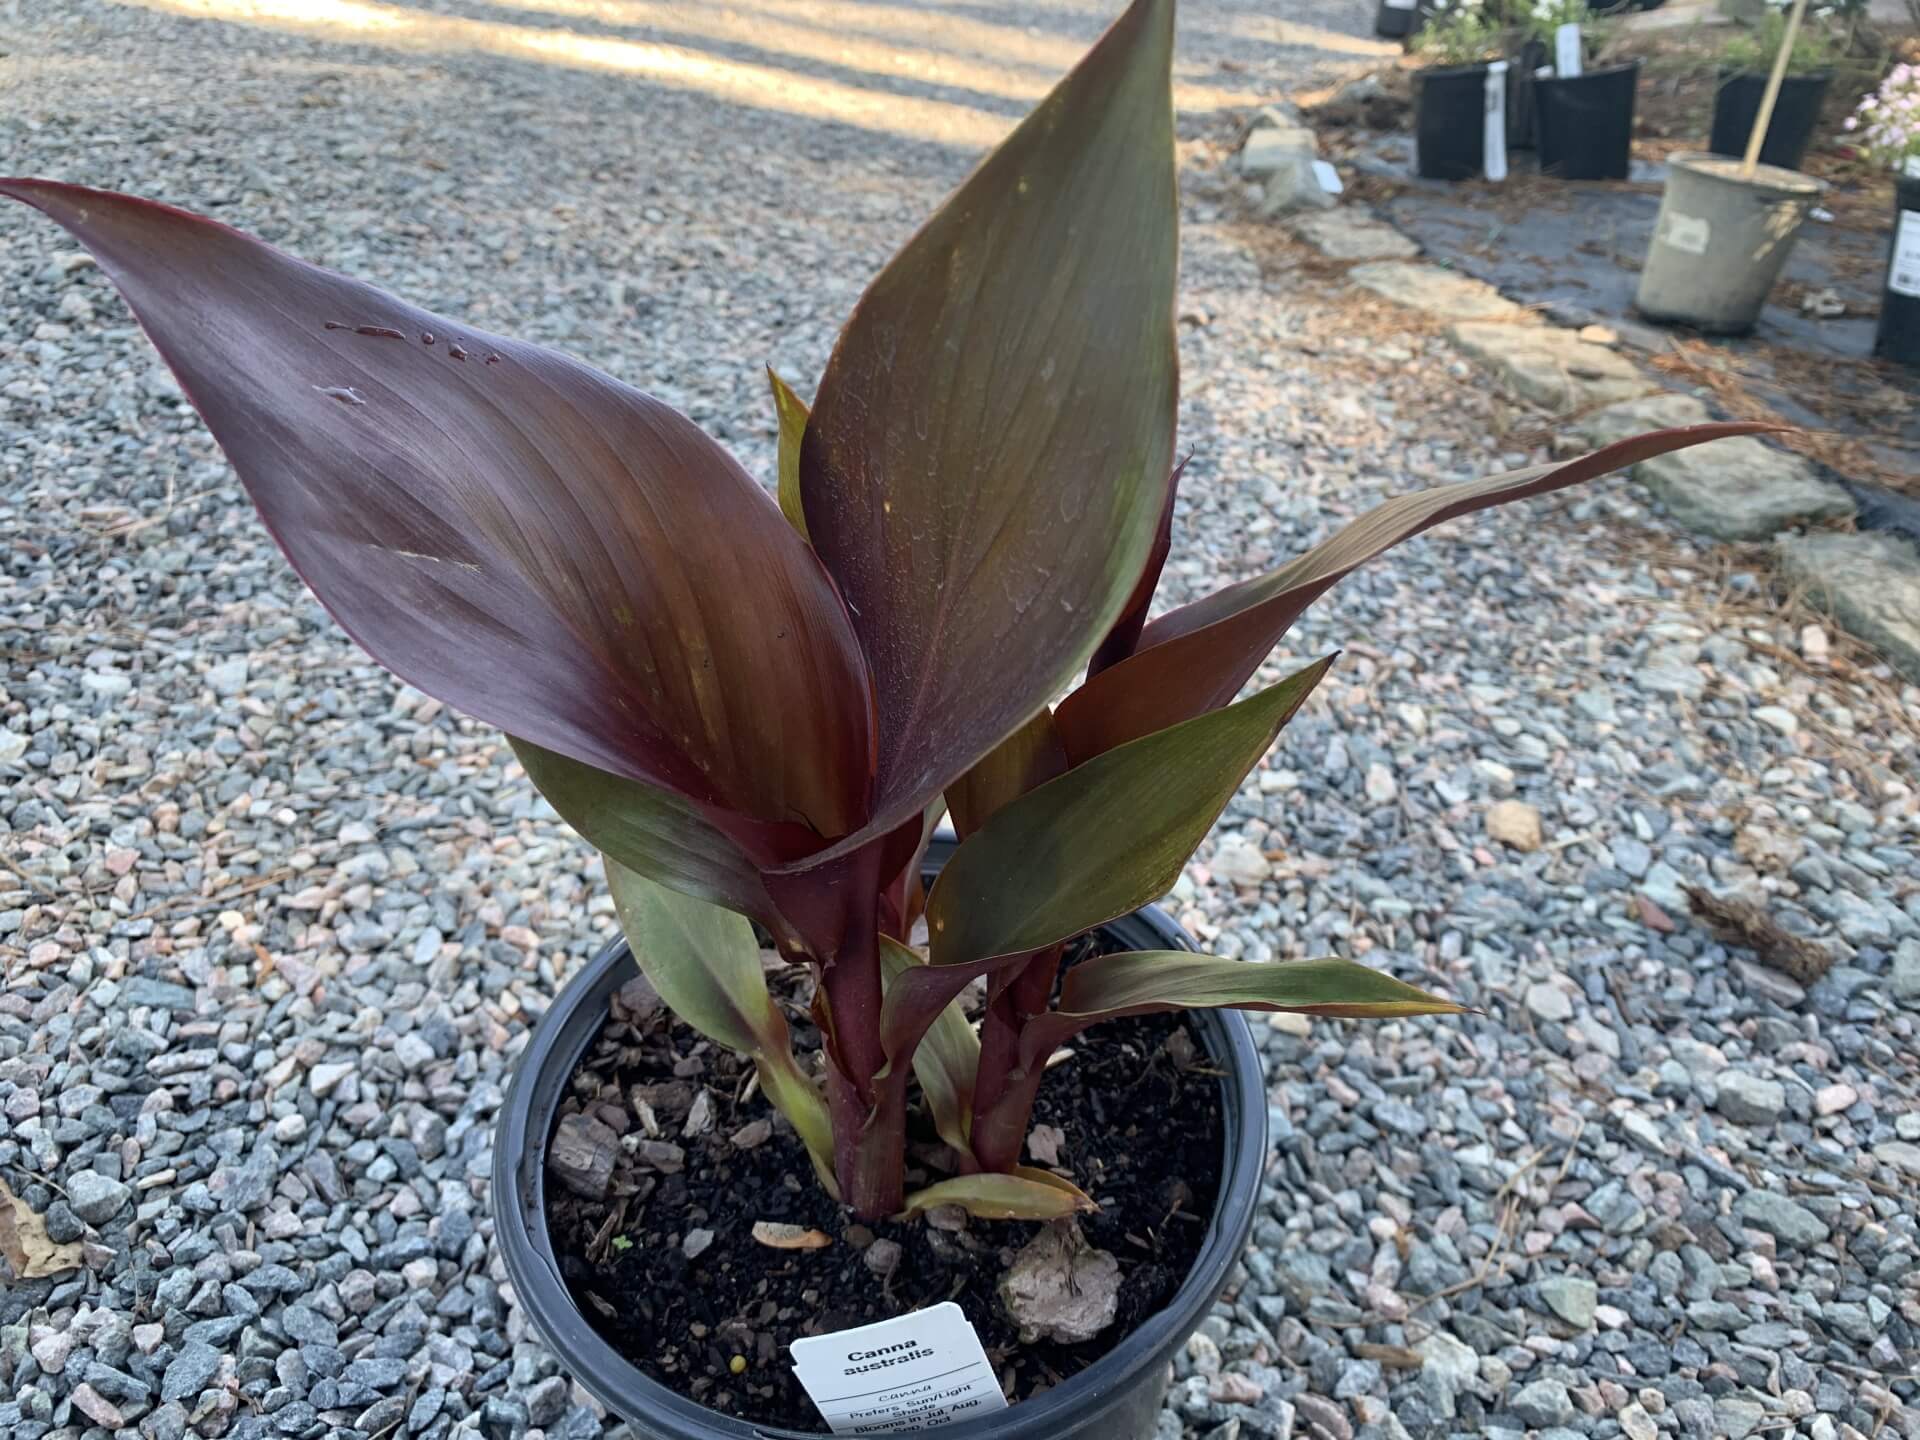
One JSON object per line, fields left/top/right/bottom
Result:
{"left": 1740, "top": 0, "right": 1810, "bottom": 178}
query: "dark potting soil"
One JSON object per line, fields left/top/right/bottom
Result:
{"left": 543, "top": 946, "right": 1225, "bottom": 1430}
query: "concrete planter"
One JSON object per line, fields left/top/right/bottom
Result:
{"left": 1635, "top": 151, "right": 1823, "bottom": 334}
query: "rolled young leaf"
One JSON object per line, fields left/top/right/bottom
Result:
{"left": 965, "top": 953, "right": 1466, "bottom": 1155}
{"left": 925, "top": 654, "right": 1335, "bottom": 968}
{"left": 878, "top": 937, "right": 981, "bottom": 1161}
{"left": 1014, "top": 952, "right": 1464, "bottom": 1075}
{"left": 767, "top": 367, "right": 811, "bottom": 541}
{"left": 1055, "top": 423, "right": 1776, "bottom": 763}
{"left": 1088, "top": 455, "right": 1189, "bottom": 676}
{"left": 945, "top": 708, "right": 1068, "bottom": 839}
{"left": 605, "top": 859, "right": 838, "bottom": 1196}
{"left": 897, "top": 1169, "right": 1095, "bottom": 1222}
{"left": 877, "top": 799, "right": 947, "bottom": 941}
{"left": 796, "top": 0, "right": 1180, "bottom": 856}
{"left": 1060, "top": 952, "right": 1465, "bottom": 1022}
{"left": 0, "top": 179, "right": 875, "bottom": 840}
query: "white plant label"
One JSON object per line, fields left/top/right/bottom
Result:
{"left": 1905, "top": 155, "right": 1920, "bottom": 180}
{"left": 1890, "top": 210, "right": 1920, "bottom": 299}
{"left": 1661, "top": 212, "right": 1711, "bottom": 256}
{"left": 790, "top": 1303, "right": 1007, "bottom": 1435}
{"left": 1313, "top": 159, "right": 1344, "bottom": 195}
{"left": 1484, "top": 62, "right": 1509, "bottom": 183}
{"left": 1385, "top": 0, "right": 1417, "bottom": 11}
{"left": 1555, "top": 23, "right": 1583, "bottom": 77}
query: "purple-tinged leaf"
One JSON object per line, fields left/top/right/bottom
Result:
{"left": 945, "top": 709, "right": 1067, "bottom": 839}
{"left": 0, "top": 179, "right": 875, "bottom": 838}
{"left": 796, "top": 0, "right": 1179, "bottom": 855}
{"left": 877, "top": 800, "right": 945, "bottom": 941}
{"left": 1088, "top": 455, "right": 1188, "bottom": 676}
{"left": 1055, "top": 423, "right": 1776, "bottom": 764}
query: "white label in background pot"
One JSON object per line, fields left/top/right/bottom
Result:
{"left": 1555, "top": 23, "right": 1583, "bottom": 77}
{"left": 1484, "top": 62, "right": 1509, "bottom": 183}
{"left": 1891, "top": 211, "right": 1920, "bottom": 299}
{"left": 1385, "top": 0, "right": 1416, "bottom": 11}
{"left": 790, "top": 1302, "right": 1007, "bottom": 1434}
{"left": 1905, "top": 155, "right": 1920, "bottom": 180}
{"left": 1313, "top": 160, "right": 1344, "bottom": 195}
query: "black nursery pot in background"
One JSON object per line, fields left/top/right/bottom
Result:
{"left": 1536, "top": 62, "right": 1640, "bottom": 180}
{"left": 1709, "top": 69, "right": 1831, "bottom": 172}
{"left": 493, "top": 847, "right": 1269, "bottom": 1440}
{"left": 1877, "top": 173, "right": 1920, "bottom": 368}
{"left": 1374, "top": 0, "right": 1425, "bottom": 39}
{"left": 1506, "top": 39, "right": 1549, "bottom": 152}
{"left": 1416, "top": 63, "right": 1493, "bottom": 181}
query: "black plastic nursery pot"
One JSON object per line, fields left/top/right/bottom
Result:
{"left": 1877, "top": 173, "right": 1920, "bottom": 368}
{"left": 1415, "top": 63, "right": 1493, "bottom": 182}
{"left": 1373, "top": 0, "right": 1425, "bottom": 40}
{"left": 493, "top": 848, "right": 1268, "bottom": 1440}
{"left": 1708, "top": 69, "right": 1830, "bottom": 173}
{"left": 1535, "top": 62, "right": 1640, "bottom": 181}
{"left": 1506, "top": 40, "right": 1549, "bottom": 153}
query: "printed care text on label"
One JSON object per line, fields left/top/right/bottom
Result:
{"left": 1891, "top": 209, "right": 1920, "bottom": 299}
{"left": 790, "top": 1302, "right": 1008, "bottom": 1435}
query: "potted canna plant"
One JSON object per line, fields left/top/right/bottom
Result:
{"left": 2, "top": 1, "right": 1763, "bottom": 1434}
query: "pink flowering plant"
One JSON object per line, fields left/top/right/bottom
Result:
{"left": 1846, "top": 63, "right": 1920, "bottom": 173}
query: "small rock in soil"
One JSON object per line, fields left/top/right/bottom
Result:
{"left": 999, "top": 1224, "right": 1121, "bottom": 1345}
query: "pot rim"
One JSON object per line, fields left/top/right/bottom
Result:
{"left": 1665, "top": 149, "right": 1827, "bottom": 198}
{"left": 492, "top": 879, "right": 1268, "bottom": 1440}
{"left": 1534, "top": 59, "right": 1642, "bottom": 86}
{"left": 1714, "top": 65, "right": 1833, "bottom": 84}
{"left": 1416, "top": 60, "right": 1495, "bottom": 80}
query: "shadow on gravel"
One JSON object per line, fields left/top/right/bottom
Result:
{"left": 109, "top": 0, "right": 1291, "bottom": 150}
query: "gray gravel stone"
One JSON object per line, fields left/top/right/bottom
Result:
{"left": 161, "top": 1341, "right": 222, "bottom": 1403}
{"left": 1511, "top": 1379, "right": 1574, "bottom": 1427}
{"left": 1539, "top": 1274, "right": 1597, "bottom": 1329}
{"left": 64, "top": 1171, "right": 131, "bottom": 1225}
{"left": 4, "top": 10, "right": 1919, "bottom": 1440}
{"left": 1714, "top": 1071, "right": 1786, "bottom": 1125}
{"left": 1734, "top": 1189, "right": 1830, "bottom": 1249}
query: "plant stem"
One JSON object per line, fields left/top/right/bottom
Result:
{"left": 817, "top": 915, "right": 908, "bottom": 1218}
{"left": 969, "top": 1060, "right": 1052, "bottom": 1175}
{"left": 824, "top": 1057, "right": 907, "bottom": 1219}
{"left": 767, "top": 841, "right": 908, "bottom": 1218}
{"left": 968, "top": 946, "right": 1061, "bottom": 1172}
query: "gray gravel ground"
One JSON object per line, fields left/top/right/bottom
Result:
{"left": 3, "top": 3, "right": 1918, "bottom": 1440}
